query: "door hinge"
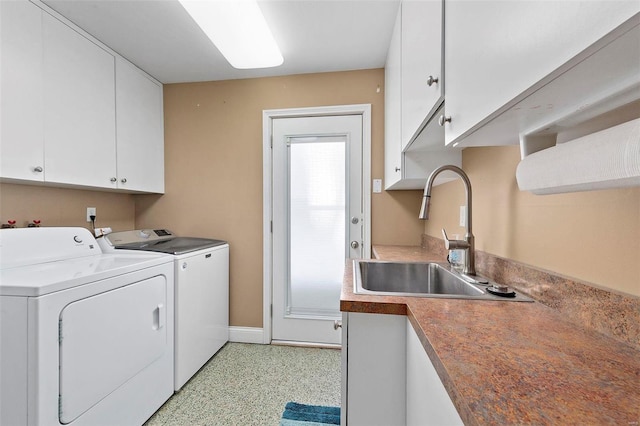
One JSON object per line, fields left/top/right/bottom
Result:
{"left": 270, "top": 220, "right": 273, "bottom": 233}
{"left": 58, "top": 319, "right": 62, "bottom": 345}
{"left": 58, "top": 394, "right": 63, "bottom": 418}
{"left": 270, "top": 304, "right": 273, "bottom": 317}
{"left": 270, "top": 135, "right": 273, "bottom": 148}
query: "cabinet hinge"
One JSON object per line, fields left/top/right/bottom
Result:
{"left": 58, "top": 394, "right": 63, "bottom": 418}
{"left": 270, "top": 304, "right": 273, "bottom": 317}
{"left": 270, "top": 220, "right": 273, "bottom": 233}
{"left": 58, "top": 319, "right": 63, "bottom": 345}
{"left": 270, "top": 136, "right": 273, "bottom": 148}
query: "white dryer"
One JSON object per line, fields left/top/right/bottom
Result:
{"left": 0, "top": 227, "right": 175, "bottom": 426}
{"left": 99, "top": 229, "right": 229, "bottom": 391}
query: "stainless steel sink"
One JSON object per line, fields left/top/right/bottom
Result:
{"left": 353, "top": 260, "right": 533, "bottom": 302}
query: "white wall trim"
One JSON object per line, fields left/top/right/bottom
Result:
{"left": 229, "top": 327, "right": 265, "bottom": 344}
{"left": 262, "top": 104, "right": 372, "bottom": 345}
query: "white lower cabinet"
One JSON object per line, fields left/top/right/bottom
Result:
{"left": 342, "top": 312, "right": 407, "bottom": 425}
{"left": 406, "top": 320, "right": 463, "bottom": 426}
{"left": 342, "top": 312, "right": 462, "bottom": 426}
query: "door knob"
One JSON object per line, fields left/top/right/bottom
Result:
{"left": 350, "top": 241, "right": 360, "bottom": 249}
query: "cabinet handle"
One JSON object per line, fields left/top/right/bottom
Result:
{"left": 426, "top": 75, "right": 439, "bottom": 87}
{"left": 395, "top": 167, "right": 401, "bottom": 172}
{"left": 438, "top": 115, "right": 452, "bottom": 126}
{"left": 33, "top": 166, "right": 43, "bottom": 173}
{"left": 110, "top": 177, "right": 117, "bottom": 183}
{"left": 121, "top": 178, "right": 127, "bottom": 184}
{"left": 334, "top": 320, "right": 342, "bottom": 330}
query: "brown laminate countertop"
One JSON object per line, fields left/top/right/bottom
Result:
{"left": 341, "top": 245, "right": 640, "bottom": 425}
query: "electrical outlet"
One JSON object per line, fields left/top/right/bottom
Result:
{"left": 86, "top": 207, "right": 96, "bottom": 222}
{"left": 459, "top": 206, "right": 466, "bottom": 227}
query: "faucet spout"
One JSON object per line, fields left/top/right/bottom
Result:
{"left": 419, "top": 165, "right": 477, "bottom": 276}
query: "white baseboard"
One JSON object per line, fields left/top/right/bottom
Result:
{"left": 229, "top": 326, "right": 265, "bottom": 344}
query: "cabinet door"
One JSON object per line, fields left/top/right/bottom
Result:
{"left": 444, "top": 1, "right": 640, "bottom": 146}
{"left": 115, "top": 58, "right": 165, "bottom": 193}
{"left": 43, "top": 13, "right": 116, "bottom": 188}
{"left": 0, "top": 1, "right": 44, "bottom": 181}
{"left": 384, "top": 5, "right": 402, "bottom": 190}
{"left": 406, "top": 320, "right": 463, "bottom": 425}
{"left": 343, "top": 312, "right": 406, "bottom": 425}
{"left": 401, "top": 0, "right": 443, "bottom": 149}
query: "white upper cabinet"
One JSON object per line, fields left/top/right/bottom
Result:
{"left": 0, "top": 1, "right": 44, "bottom": 182}
{"left": 444, "top": 1, "right": 640, "bottom": 147}
{"left": 384, "top": 0, "right": 459, "bottom": 190}
{"left": 116, "top": 58, "right": 165, "bottom": 193}
{"left": 43, "top": 12, "right": 117, "bottom": 189}
{"left": 400, "top": 0, "right": 443, "bottom": 150}
{"left": 384, "top": 6, "right": 403, "bottom": 189}
{"left": 0, "top": 2, "right": 165, "bottom": 193}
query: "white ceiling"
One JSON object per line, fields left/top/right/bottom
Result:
{"left": 41, "top": 0, "right": 400, "bottom": 84}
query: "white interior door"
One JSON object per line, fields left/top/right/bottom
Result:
{"left": 272, "top": 114, "right": 364, "bottom": 345}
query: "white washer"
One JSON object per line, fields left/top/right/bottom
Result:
{"left": 99, "top": 229, "right": 229, "bottom": 391}
{"left": 0, "top": 227, "right": 175, "bottom": 426}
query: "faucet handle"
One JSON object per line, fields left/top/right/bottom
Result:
{"left": 442, "top": 228, "right": 469, "bottom": 250}
{"left": 441, "top": 228, "right": 451, "bottom": 249}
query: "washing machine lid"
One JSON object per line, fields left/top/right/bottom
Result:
{"left": 114, "top": 237, "right": 227, "bottom": 255}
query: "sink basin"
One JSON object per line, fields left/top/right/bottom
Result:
{"left": 353, "top": 260, "right": 533, "bottom": 301}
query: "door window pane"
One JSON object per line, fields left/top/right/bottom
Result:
{"left": 288, "top": 137, "right": 345, "bottom": 318}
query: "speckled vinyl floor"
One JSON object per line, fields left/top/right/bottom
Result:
{"left": 145, "top": 343, "right": 341, "bottom": 426}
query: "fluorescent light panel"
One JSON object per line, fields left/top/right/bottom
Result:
{"left": 179, "top": 0, "right": 283, "bottom": 69}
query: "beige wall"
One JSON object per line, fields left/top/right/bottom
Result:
{"left": 135, "top": 69, "right": 423, "bottom": 328}
{"left": 424, "top": 146, "right": 640, "bottom": 297}
{"left": 0, "top": 183, "right": 135, "bottom": 230}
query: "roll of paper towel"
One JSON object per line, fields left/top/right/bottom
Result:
{"left": 516, "top": 118, "right": 640, "bottom": 195}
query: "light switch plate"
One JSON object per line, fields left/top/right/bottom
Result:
{"left": 373, "top": 179, "right": 382, "bottom": 193}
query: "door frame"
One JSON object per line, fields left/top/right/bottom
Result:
{"left": 262, "top": 104, "right": 372, "bottom": 344}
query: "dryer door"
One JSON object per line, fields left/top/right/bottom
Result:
{"left": 58, "top": 275, "right": 167, "bottom": 424}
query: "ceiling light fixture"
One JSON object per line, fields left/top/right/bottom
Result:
{"left": 178, "top": 0, "right": 283, "bottom": 69}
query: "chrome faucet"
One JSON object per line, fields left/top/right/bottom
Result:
{"left": 419, "top": 165, "right": 482, "bottom": 279}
